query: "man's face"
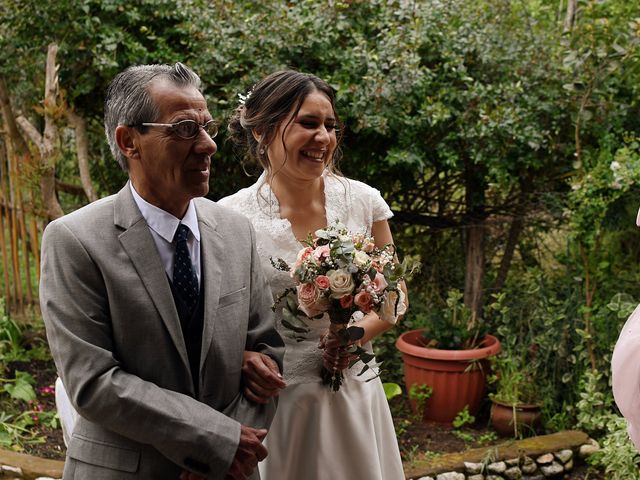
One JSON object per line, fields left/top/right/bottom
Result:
{"left": 127, "top": 78, "right": 217, "bottom": 218}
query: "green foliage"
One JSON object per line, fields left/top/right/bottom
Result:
{"left": 576, "top": 370, "right": 640, "bottom": 479}
{"left": 0, "top": 300, "right": 22, "bottom": 361}
{"left": 478, "top": 431, "right": 498, "bottom": 444}
{"left": 452, "top": 429, "right": 475, "bottom": 444}
{"left": 0, "top": 369, "right": 57, "bottom": 451}
{"left": 488, "top": 293, "right": 541, "bottom": 405}
{"left": 452, "top": 405, "right": 476, "bottom": 443}
{"left": 408, "top": 383, "right": 433, "bottom": 421}
{"left": 2, "top": 371, "right": 37, "bottom": 403}
{"left": 417, "top": 289, "right": 488, "bottom": 350}
{"left": 452, "top": 405, "right": 475, "bottom": 429}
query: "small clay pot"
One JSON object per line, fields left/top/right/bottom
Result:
{"left": 490, "top": 399, "right": 542, "bottom": 437}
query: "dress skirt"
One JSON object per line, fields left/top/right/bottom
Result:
{"left": 259, "top": 376, "right": 405, "bottom": 480}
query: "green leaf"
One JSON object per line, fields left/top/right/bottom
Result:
{"left": 4, "top": 378, "right": 36, "bottom": 403}
{"left": 382, "top": 382, "right": 402, "bottom": 401}
{"left": 281, "top": 318, "right": 310, "bottom": 334}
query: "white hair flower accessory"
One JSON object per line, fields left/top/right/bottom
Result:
{"left": 237, "top": 85, "right": 255, "bottom": 105}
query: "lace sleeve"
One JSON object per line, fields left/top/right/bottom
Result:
{"left": 370, "top": 185, "right": 393, "bottom": 223}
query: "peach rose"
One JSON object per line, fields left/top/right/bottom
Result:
{"left": 363, "top": 240, "right": 376, "bottom": 253}
{"left": 354, "top": 291, "right": 374, "bottom": 313}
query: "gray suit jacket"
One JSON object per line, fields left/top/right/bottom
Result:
{"left": 40, "top": 184, "right": 284, "bottom": 479}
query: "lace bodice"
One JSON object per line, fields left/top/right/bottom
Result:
{"left": 218, "top": 171, "right": 393, "bottom": 384}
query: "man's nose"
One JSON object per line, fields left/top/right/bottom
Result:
{"left": 194, "top": 129, "right": 217, "bottom": 155}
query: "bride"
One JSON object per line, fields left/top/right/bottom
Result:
{"left": 219, "top": 70, "right": 406, "bottom": 479}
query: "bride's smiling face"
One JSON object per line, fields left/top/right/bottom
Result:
{"left": 266, "top": 90, "right": 338, "bottom": 181}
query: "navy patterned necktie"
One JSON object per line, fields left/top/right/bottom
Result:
{"left": 172, "top": 224, "right": 199, "bottom": 317}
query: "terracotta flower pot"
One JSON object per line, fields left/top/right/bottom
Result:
{"left": 490, "top": 399, "right": 542, "bottom": 437}
{"left": 395, "top": 329, "right": 501, "bottom": 423}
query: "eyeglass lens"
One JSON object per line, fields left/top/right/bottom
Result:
{"left": 173, "top": 120, "right": 218, "bottom": 139}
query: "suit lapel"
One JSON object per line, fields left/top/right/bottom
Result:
{"left": 197, "top": 202, "right": 223, "bottom": 386}
{"left": 114, "top": 184, "right": 192, "bottom": 379}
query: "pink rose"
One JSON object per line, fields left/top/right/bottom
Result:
{"left": 372, "top": 273, "right": 388, "bottom": 294}
{"left": 339, "top": 295, "right": 354, "bottom": 308}
{"left": 294, "top": 246, "right": 314, "bottom": 267}
{"left": 315, "top": 275, "right": 331, "bottom": 290}
{"left": 354, "top": 291, "right": 374, "bottom": 313}
{"left": 297, "top": 283, "right": 329, "bottom": 317}
{"left": 313, "top": 245, "right": 331, "bottom": 261}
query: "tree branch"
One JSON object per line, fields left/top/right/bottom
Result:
{"left": 15, "top": 115, "right": 43, "bottom": 153}
{"left": 66, "top": 110, "right": 98, "bottom": 202}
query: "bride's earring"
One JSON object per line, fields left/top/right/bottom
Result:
{"left": 259, "top": 147, "right": 265, "bottom": 156}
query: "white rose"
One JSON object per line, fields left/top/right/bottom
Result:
{"left": 353, "top": 250, "right": 371, "bottom": 268}
{"left": 326, "top": 269, "right": 355, "bottom": 299}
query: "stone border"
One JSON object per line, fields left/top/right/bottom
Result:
{"left": 404, "top": 431, "right": 599, "bottom": 480}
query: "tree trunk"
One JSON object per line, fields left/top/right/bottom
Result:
{"left": 492, "top": 213, "right": 524, "bottom": 294}
{"left": 563, "top": 0, "right": 577, "bottom": 33}
{"left": 0, "top": 76, "right": 29, "bottom": 156}
{"left": 463, "top": 160, "right": 486, "bottom": 325}
{"left": 464, "top": 222, "right": 485, "bottom": 327}
{"left": 41, "top": 43, "right": 64, "bottom": 219}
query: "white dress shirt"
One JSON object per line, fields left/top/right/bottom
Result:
{"left": 130, "top": 183, "right": 201, "bottom": 284}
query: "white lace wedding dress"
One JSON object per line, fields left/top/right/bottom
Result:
{"left": 219, "top": 172, "right": 405, "bottom": 480}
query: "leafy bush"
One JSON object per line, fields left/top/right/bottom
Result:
{"left": 576, "top": 370, "right": 640, "bottom": 479}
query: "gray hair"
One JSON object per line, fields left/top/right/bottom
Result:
{"left": 104, "top": 62, "right": 202, "bottom": 171}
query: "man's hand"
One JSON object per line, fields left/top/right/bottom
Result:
{"left": 180, "top": 426, "right": 268, "bottom": 480}
{"left": 241, "top": 351, "right": 286, "bottom": 404}
{"left": 225, "top": 426, "right": 268, "bottom": 480}
{"left": 318, "top": 331, "right": 358, "bottom": 372}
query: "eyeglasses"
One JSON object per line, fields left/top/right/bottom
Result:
{"left": 136, "top": 119, "right": 218, "bottom": 139}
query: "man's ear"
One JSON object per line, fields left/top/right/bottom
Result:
{"left": 115, "top": 125, "right": 140, "bottom": 161}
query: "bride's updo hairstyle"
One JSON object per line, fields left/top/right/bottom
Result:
{"left": 228, "top": 70, "right": 343, "bottom": 174}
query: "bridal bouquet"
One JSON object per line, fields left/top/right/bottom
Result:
{"left": 272, "top": 222, "right": 418, "bottom": 391}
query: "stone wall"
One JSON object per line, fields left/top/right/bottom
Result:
{"left": 413, "top": 438, "right": 600, "bottom": 480}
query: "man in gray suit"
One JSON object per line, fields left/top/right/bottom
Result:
{"left": 40, "top": 63, "right": 285, "bottom": 479}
